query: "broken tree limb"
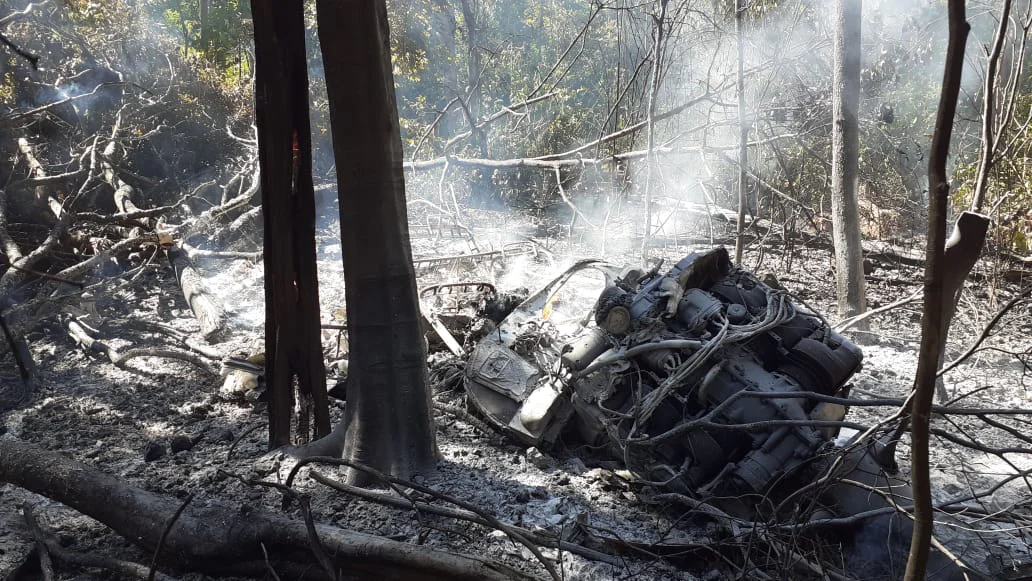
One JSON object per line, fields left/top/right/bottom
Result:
{"left": 286, "top": 456, "right": 559, "bottom": 581}
{"left": 172, "top": 168, "right": 261, "bottom": 241}
{"left": 938, "top": 282, "right": 1032, "bottom": 378}
{"left": 101, "top": 141, "right": 152, "bottom": 230}
{"left": 834, "top": 289, "right": 922, "bottom": 333}
{"left": 208, "top": 205, "right": 261, "bottom": 247}
{"left": 21, "top": 505, "right": 56, "bottom": 581}
{"left": 309, "top": 470, "right": 622, "bottom": 566}
{"left": 181, "top": 239, "right": 262, "bottom": 261}
{"left": 1, "top": 82, "right": 129, "bottom": 127}
{"left": 441, "top": 91, "right": 559, "bottom": 152}
{"left": 5, "top": 168, "right": 88, "bottom": 192}
{"left": 63, "top": 315, "right": 219, "bottom": 375}
{"left": 533, "top": 90, "right": 723, "bottom": 161}
{"left": 0, "top": 31, "right": 39, "bottom": 69}
{"left": 0, "top": 2, "right": 48, "bottom": 26}
{"left": 166, "top": 246, "right": 226, "bottom": 341}
{"left": 402, "top": 133, "right": 802, "bottom": 173}
{"left": 553, "top": 166, "right": 597, "bottom": 230}
{"left": 935, "top": 211, "right": 990, "bottom": 403}
{"left": 75, "top": 197, "right": 187, "bottom": 227}
{"left": 16, "top": 138, "right": 62, "bottom": 219}
{"left": 0, "top": 438, "right": 538, "bottom": 581}
{"left": 105, "top": 318, "right": 222, "bottom": 360}
{"left": 0, "top": 185, "right": 24, "bottom": 266}
{"left": 0, "top": 306, "right": 37, "bottom": 411}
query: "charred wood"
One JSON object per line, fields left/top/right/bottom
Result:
{"left": 16, "top": 138, "right": 61, "bottom": 218}
{"left": 62, "top": 315, "right": 219, "bottom": 375}
{"left": 104, "top": 318, "right": 223, "bottom": 360}
{"left": 935, "top": 211, "right": 990, "bottom": 402}
{"left": 101, "top": 140, "right": 152, "bottom": 230}
{"left": 166, "top": 246, "right": 225, "bottom": 342}
{"left": 251, "top": 0, "right": 330, "bottom": 447}
{"left": 0, "top": 305, "right": 37, "bottom": 412}
{"left": 0, "top": 438, "right": 537, "bottom": 581}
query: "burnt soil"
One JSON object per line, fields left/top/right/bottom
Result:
{"left": 2, "top": 205, "right": 1031, "bottom": 581}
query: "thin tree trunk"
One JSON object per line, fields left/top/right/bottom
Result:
{"left": 970, "top": 0, "right": 1013, "bottom": 213}
{"left": 458, "top": 0, "right": 492, "bottom": 205}
{"left": 251, "top": 0, "right": 331, "bottom": 447}
{"left": 733, "top": 0, "right": 748, "bottom": 265}
{"left": 641, "top": 0, "right": 669, "bottom": 262}
{"left": 314, "top": 0, "right": 438, "bottom": 485}
{"left": 905, "top": 2, "right": 969, "bottom": 579}
{"left": 830, "top": 0, "right": 867, "bottom": 325}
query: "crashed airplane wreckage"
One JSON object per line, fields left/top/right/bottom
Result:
{"left": 457, "top": 247, "right": 969, "bottom": 579}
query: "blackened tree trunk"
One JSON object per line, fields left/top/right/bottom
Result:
{"left": 250, "top": 1, "right": 330, "bottom": 448}
{"left": 831, "top": 0, "right": 867, "bottom": 326}
{"left": 905, "top": 1, "right": 969, "bottom": 579}
{"left": 315, "top": 0, "right": 438, "bottom": 484}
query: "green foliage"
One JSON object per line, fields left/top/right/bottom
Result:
{"left": 152, "top": 1, "right": 251, "bottom": 64}
{"left": 382, "top": 0, "right": 603, "bottom": 160}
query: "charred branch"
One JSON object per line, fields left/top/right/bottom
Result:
{"left": 165, "top": 246, "right": 225, "bottom": 342}
{"left": 63, "top": 315, "right": 219, "bottom": 375}
{"left": 0, "top": 30, "right": 39, "bottom": 69}
{"left": 0, "top": 438, "right": 539, "bottom": 581}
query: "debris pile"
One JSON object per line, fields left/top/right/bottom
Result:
{"left": 462, "top": 246, "right": 864, "bottom": 512}
{"left": 437, "top": 245, "right": 979, "bottom": 579}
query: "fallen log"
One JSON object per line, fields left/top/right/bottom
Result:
{"left": 0, "top": 438, "right": 538, "bottom": 581}
{"left": 166, "top": 246, "right": 226, "bottom": 341}
{"left": 101, "top": 141, "right": 153, "bottom": 231}
{"left": 16, "top": 138, "right": 61, "bottom": 219}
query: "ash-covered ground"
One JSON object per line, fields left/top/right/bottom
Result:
{"left": 2, "top": 200, "right": 1031, "bottom": 580}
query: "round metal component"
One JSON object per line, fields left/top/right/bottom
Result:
{"left": 602, "top": 305, "right": 631, "bottom": 335}
{"left": 726, "top": 303, "right": 749, "bottom": 323}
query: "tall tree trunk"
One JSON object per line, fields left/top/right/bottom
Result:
{"left": 458, "top": 0, "right": 492, "bottom": 205}
{"left": 641, "top": 0, "right": 669, "bottom": 262}
{"left": 905, "top": 1, "right": 969, "bottom": 579}
{"left": 830, "top": 0, "right": 867, "bottom": 326}
{"left": 733, "top": 0, "right": 749, "bottom": 265}
{"left": 315, "top": 0, "right": 438, "bottom": 485}
{"left": 250, "top": 1, "right": 331, "bottom": 448}
{"left": 432, "top": 2, "right": 460, "bottom": 139}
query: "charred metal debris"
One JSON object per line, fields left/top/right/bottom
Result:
{"left": 449, "top": 247, "right": 865, "bottom": 513}
{"left": 438, "top": 248, "right": 987, "bottom": 579}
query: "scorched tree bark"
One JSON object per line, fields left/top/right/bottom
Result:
{"left": 307, "top": 0, "right": 439, "bottom": 484}
{"left": 250, "top": 0, "right": 330, "bottom": 447}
